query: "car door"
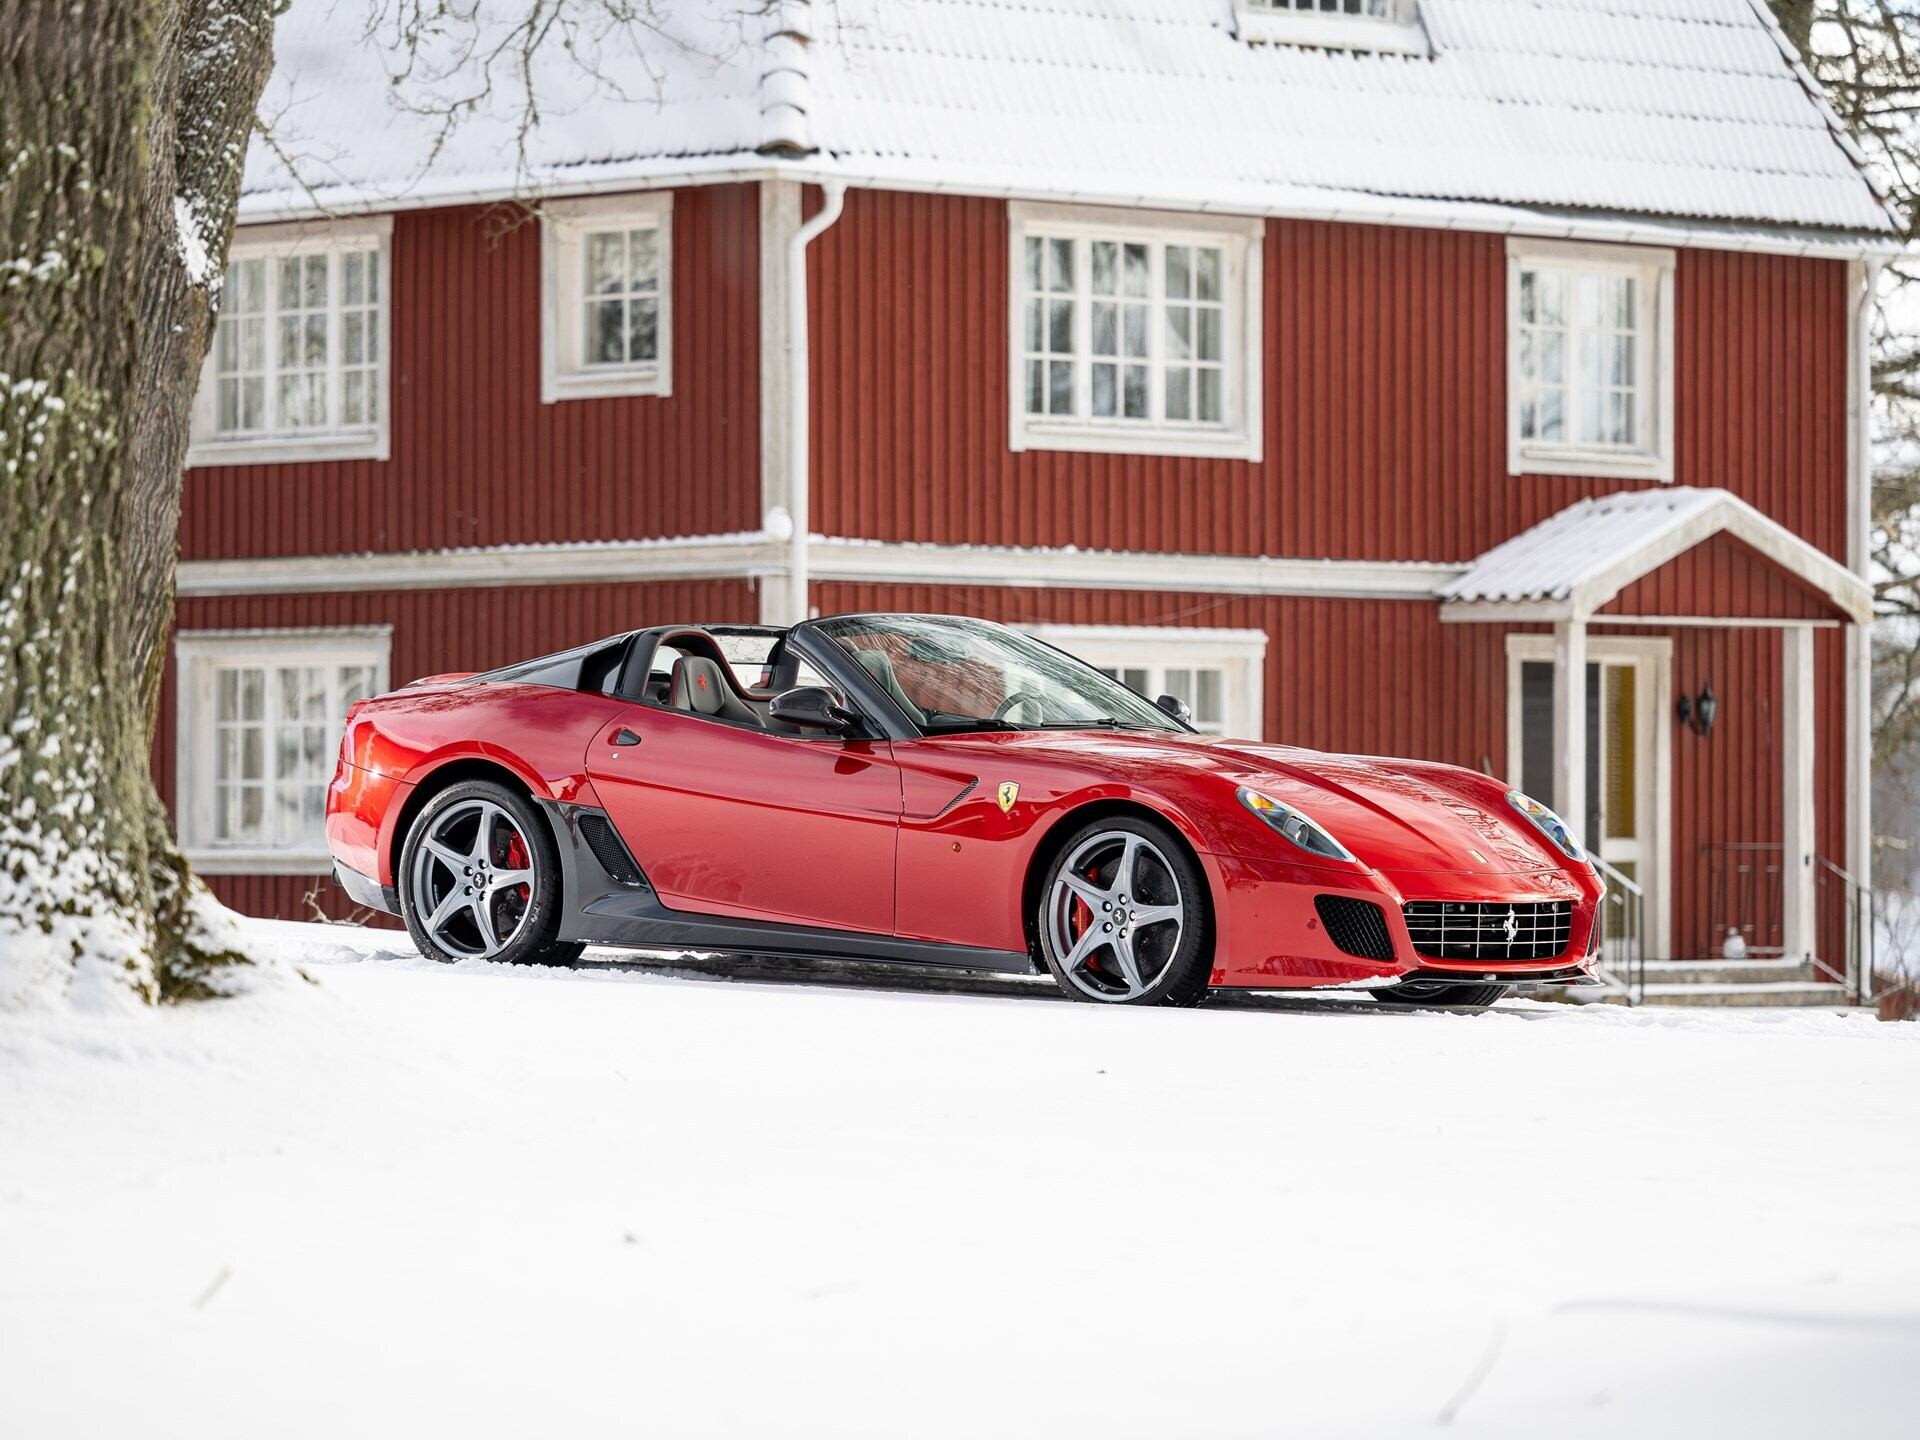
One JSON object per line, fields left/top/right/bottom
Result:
{"left": 584, "top": 702, "right": 903, "bottom": 935}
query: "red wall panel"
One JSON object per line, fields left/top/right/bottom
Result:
{"left": 1604, "top": 534, "right": 1842, "bottom": 620}
{"left": 809, "top": 191, "right": 1851, "bottom": 566}
{"left": 181, "top": 185, "right": 761, "bottom": 560}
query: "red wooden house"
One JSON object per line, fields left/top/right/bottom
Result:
{"left": 163, "top": 0, "right": 1894, "bottom": 1002}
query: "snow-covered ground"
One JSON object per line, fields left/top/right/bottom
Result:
{"left": 3, "top": 921, "right": 1918, "bottom": 1439}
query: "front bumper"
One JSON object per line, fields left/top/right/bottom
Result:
{"left": 1204, "top": 850, "right": 1601, "bottom": 990}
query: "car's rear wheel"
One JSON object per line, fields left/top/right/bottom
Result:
{"left": 1372, "top": 981, "right": 1509, "bottom": 1010}
{"left": 1037, "top": 816, "right": 1211, "bottom": 1007}
{"left": 399, "top": 780, "right": 581, "bottom": 966}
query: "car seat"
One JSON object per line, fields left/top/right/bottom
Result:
{"left": 668, "top": 655, "right": 763, "bottom": 728}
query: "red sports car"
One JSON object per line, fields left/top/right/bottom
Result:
{"left": 326, "top": 614, "right": 1603, "bottom": 1008}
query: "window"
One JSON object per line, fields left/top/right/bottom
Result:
{"left": 188, "top": 218, "right": 392, "bottom": 466}
{"left": 1023, "top": 626, "right": 1268, "bottom": 739}
{"left": 541, "top": 192, "right": 673, "bottom": 402}
{"left": 1235, "top": 0, "right": 1430, "bottom": 57}
{"left": 1507, "top": 238, "right": 1675, "bottom": 482}
{"left": 175, "top": 630, "right": 390, "bottom": 870}
{"left": 1008, "top": 204, "right": 1262, "bottom": 460}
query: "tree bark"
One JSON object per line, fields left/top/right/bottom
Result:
{"left": 1769, "top": 0, "right": 1818, "bottom": 60}
{"left": 1, "top": 0, "right": 273, "bottom": 1003}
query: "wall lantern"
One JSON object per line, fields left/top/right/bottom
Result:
{"left": 1677, "top": 680, "right": 1718, "bottom": 738}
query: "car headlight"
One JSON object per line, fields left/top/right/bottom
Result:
{"left": 1237, "top": 786, "right": 1355, "bottom": 862}
{"left": 1507, "top": 790, "right": 1586, "bottom": 862}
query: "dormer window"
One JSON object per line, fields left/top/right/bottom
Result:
{"left": 1236, "top": 0, "right": 1429, "bottom": 57}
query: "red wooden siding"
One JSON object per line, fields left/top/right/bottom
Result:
{"left": 159, "top": 577, "right": 761, "bottom": 919}
{"left": 808, "top": 190, "right": 1851, "bottom": 566}
{"left": 181, "top": 184, "right": 761, "bottom": 561}
{"left": 1603, "top": 533, "right": 1844, "bottom": 620}
{"left": 814, "top": 580, "right": 1847, "bottom": 962}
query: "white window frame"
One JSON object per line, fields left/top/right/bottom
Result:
{"left": 175, "top": 627, "right": 392, "bottom": 873}
{"left": 1008, "top": 203, "right": 1263, "bottom": 462}
{"left": 1025, "top": 624, "right": 1267, "bottom": 738}
{"left": 186, "top": 217, "right": 393, "bottom": 468}
{"left": 541, "top": 191, "right": 674, "bottom": 403}
{"left": 1506, "top": 237, "right": 1676, "bottom": 484}
{"left": 1234, "top": 0, "right": 1431, "bottom": 58}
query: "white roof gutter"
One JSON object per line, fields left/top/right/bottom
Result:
{"left": 235, "top": 157, "right": 1903, "bottom": 263}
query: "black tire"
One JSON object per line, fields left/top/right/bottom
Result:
{"left": 1372, "top": 982, "right": 1510, "bottom": 1011}
{"left": 1035, "top": 814, "right": 1212, "bottom": 1007}
{"left": 398, "top": 779, "right": 574, "bottom": 965}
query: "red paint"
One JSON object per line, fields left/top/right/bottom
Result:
{"left": 810, "top": 191, "right": 1848, "bottom": 565}
{"left": 326, "top": 624, "right": 1601, "bottom": 990}
{"left": 181, "top": 186, "right": 762, "bottom": 561}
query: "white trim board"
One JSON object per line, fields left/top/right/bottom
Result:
{"left": 176, "top": 534, "right": 1465, "bottom": 600}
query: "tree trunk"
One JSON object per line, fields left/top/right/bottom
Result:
{"left": 1, "top": 0, "right": 274, "bottom": 1004}
{"left": 123, "top": 0, "right": 280, "bottom": 998}
{"left": 1769, "top": 0, "right": 1817, "bottom": 59}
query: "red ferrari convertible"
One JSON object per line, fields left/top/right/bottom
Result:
{"left": 326, "top": 614, "right": 1603, "bottom": 1008}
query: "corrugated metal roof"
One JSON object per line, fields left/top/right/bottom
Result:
{"left": 1439, "top": 485, "right": 1871, "bottom": 621}
{"left": 241, "top": 0, "right": 1891, "bottom": 236}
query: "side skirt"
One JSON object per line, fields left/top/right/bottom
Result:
{"left": 539, "top": 800, "right": 1038, "bottom": 976}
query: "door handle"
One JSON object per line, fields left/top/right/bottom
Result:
{"left": 611, "top": 727, "right": 642, "bottom": 747}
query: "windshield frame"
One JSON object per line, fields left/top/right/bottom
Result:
{"left": 798, "top": 613, "right": 1193, "bottom": 738}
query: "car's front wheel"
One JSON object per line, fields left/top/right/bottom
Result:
{"left": 1036, "top": 816, "right": 1212, "bottom": 1006}
{"left": 398, "top": 779, "right": 581, "bottom": 966}
{"left": 1372, "top": 981, "right": 1509, "bottom": 1010}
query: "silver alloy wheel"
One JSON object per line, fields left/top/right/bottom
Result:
{"left": 1046, "top": 829, "right": 1186, "bottom": 1001}
{"left": 407, "top": 798, "right": 537, "bottom": 959}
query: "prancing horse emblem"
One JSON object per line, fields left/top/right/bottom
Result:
{"left": 997, "top": 781, "right": 1020, "bottom": 814}
{"left": 1502, "top": 908, "right": 1519, "bottom": 944}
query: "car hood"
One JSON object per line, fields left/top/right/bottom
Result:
{"left": 931, "top": 730, "right": 1557, "bottom": 875}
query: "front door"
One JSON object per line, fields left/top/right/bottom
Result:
{"left": 586, "top": 705, "right": 903, "bottom": 935}
{"left": 1511, "top": 638, "right": 1669, "bottom": 954}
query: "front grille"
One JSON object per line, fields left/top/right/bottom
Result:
{"left": 1402, "top": 900, "right": 1573, "bottom": 961}
{"left": 1314, "top": 895, "right": 1396, "bottom": 961}
{"left": 578, "top": 812, "right": 646, "bottom": 887}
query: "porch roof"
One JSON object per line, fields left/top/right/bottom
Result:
{"left": 1437, "top": 486, "right": 1871, "bottom": 625}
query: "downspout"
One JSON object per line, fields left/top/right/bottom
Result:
{"left": 1846, "top": 255, "right": 1883, "bottom": 1000}
{"left": 785, "top": 179, "right": 845, "bottom": 624}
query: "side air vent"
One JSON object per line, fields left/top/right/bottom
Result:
{"left": 1314, "top": 895, "right": 1396, "bottom": 961}
{"left": 578, "top": 812, "right": 646, "bottom": 887}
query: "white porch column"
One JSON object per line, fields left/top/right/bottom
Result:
{"left": 1781, "top": 625, "right": 1817, "bottom": 964}
{"left": 1552, "top": 618, "right": 1587, "bottom": 844}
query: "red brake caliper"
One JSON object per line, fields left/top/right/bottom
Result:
{"left": 506, "top": 833, "right": 531, "bottom": 900}
{"left": 1077, "top": 864, "right": 1101, "bottom": 972}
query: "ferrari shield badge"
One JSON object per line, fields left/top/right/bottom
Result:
{"left": 997, "top": 781, "right": 1020, "bottom": 814}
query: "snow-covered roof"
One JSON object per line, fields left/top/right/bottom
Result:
{"left": 1439, "top": 486, "right": 1872, "bottom": 622}
{"left": 245, "top": 0, "right": 1893, "bottom": 242}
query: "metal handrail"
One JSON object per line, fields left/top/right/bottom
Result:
{"left": 1588, "top": 855, "right": 1645, "bottom": 1006}
{"left": 1813, "top": 854, "right": 1874, "bottom": 1006}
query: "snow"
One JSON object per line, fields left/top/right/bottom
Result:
{"left": 3, "top": 916, "right": 1918, "bottom": 1437}
{"left": 240, "top": 0, "right": 1893, "bottom": 238}
{"left": 171, "top": 194, "right": 217, "bottom": 289}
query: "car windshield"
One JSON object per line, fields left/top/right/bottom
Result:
{"left": 808, "top": 615, "right": 1184, "bottom": 735}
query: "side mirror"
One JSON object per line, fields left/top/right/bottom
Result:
{"left": 1155, "top": 693, "right": 1193, "bottom": 724}
{"left": 770, "top": 685, "right": 855, "bottom": 733}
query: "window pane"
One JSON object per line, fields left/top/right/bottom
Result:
{"left": 1048, "top": 360, "right": 1073, "bottom": 415}
{"left": 1123, "top": 243, "right": 1150, "bottom": 297}
{"left": 1197, "top": 367, "right": 1222, "bottom": 422}
{"left": 588, "top": 299, "right": 625, "bottom": 364}
{"left": 1047, "top": 237, "right": 1073, "bottom": 292}
{"left": 629, "top": 298, "right": 659, "bottom": 363}
{"left": 1024, "top": 298, "right": 1043, "bottom": 351}
{"left": 1091, "top": 363, "right": 1117, "bottom": 417}
{"left": 1091, "top": 302, "right": 1117, "bottom": 356}
{"left": 1166, "top": 369, "right": 1191, "bottom": 421}
{"left": 1123, "top": 305, "right": 1147, "bottom": 358}
{"left": 1025, "top": 359, "right": 1044, "bottom": 415}
{"left": 343, "top": 252, "right": 365, "bottom": 305}
{"left": 629, "top": 228, "right": 659, "bottom": 289}
{"left": 1023, "top": 236, "right": 1042, "bottom": 291}
{"left": 1048, "top": 300, "right": 1074, "bottom": 354}
{"left": 1196, "top": 308, "right": 1221, "bottom": 360}
{"left": 1123, "top": 365, "right": 1148, "bottom": 418}
{"left": 1091, "top": 240, "right": 1116, "bottom": 295}
{"left": 1195, "top": 248, "right": 1221, "bottom": 301}
{"left": 302, "top": 255, "right": 327, "bottom": 307}
{"left": 588, "top": 232, "right": 624, "bottom": 295}
{"left": 1166, "top": 245, "right": 1190, "bottom": 300}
